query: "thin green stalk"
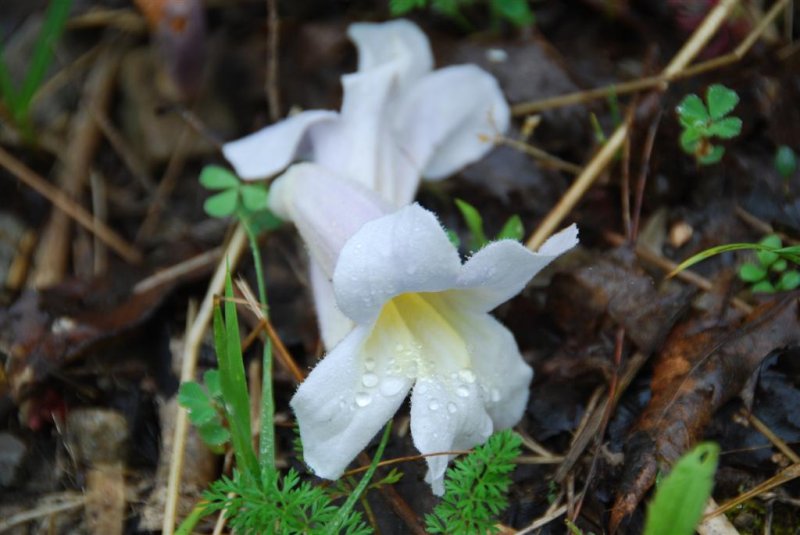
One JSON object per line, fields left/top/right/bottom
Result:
{"left": 241, "top": 217, "right": 275, "bottom": 477}
{"left": 174, "top": 501, "right": 211, "bottom": 535}
{"left": 325, "top": 421, "right": 394, "bottom": 535}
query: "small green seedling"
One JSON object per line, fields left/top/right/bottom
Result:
{"left": 643, "top": 442, "right": 719, "bottom": 535}
{"left": 178, "top": 370, "right": 230, "bottom": 451}
{"left": 774, "top": 145, "right": 797, "bottom": 179}
{"left": 738, "top": 234, "right": 800, "bottom": 293}
{"left": 669, "top": 234, "right": 800, "bottom": 292}
{"left": 425, "top": 430, "right": 522, "bottom": 535}
{"left": 676, "top": 84, "right": 742, "bottom": 165}
{"left": 390, "top": 0, "right": 534, "bottom": 28}
{"left": 454, "top": 198, "right": 524, "bottom": 252}
{"left": 200, "top": 165, "right": 282, "bottom": 235}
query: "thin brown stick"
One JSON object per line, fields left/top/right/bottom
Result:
{"left": 704, "top": 464, "right": 800, "bottom": 520}
{"left": 0, "top": 494, "right": 86, "bottom": 532}
{"left": 0, "top": 145, "right": 142, "bottom": 267}
{"left": 32, "top": 47, "right": 120, "bottom": 286}
{"left": 136, "top": 124, "right": 192, "bottom": 242}
{"left": 512, "top": 0, "right": 787, "bottom": 117}
{"left": 746, "top": 411, "right": 800, "bottom": 464}
{"left": 266, "top": 0, "right": 281, "bottom": 121}
{"left": 162, "top": 225, "right": 248, "bottom": 535}
{"left": 630, "top": 109, "right": 663, "bottom": 243}
{"left": 604, "top": 230, "right": 753, "bottom": 313}
{"left": 496, "top": 135, "right": 582, "bottom": 174}
{"left": 525, "top": 0, "right": 741, "bottom": 251}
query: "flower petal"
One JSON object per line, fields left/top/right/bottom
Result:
{"left": 222, "top": 110, "right": 337, "bottom": 180}
{"left": 333, "top": 204, "right": 461, "bottom": 324}
{"left": 347, "top": 19, "right": 433, "bottom": 94}
{"left": 311, "top": 63, "right": 412, "bottom": 203}
{"left": 268, "top": 163, "right": 390, "bottom": 276}
{"left": 291, "top": 325, "right": 413, "bottom": 480}
{"left": 410, "top": 377, "right": 494, "bottom": 495}
{"left": 392, "top": 65, "right": 510, "bottom": 180}
{"left": 310, "top": 259, "right": 354, "bottom": 350}
{"left": 452, "top": 224, "right": 579, "bottom": 312}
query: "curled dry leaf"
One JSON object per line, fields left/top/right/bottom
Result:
{"left": 610, "top": 292, "right": 800, "bottom": 533}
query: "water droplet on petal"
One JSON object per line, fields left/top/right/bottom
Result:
{"left": 447, "top": 402, "right": 457, "bottom": 414}
{"left": 416, "top": 382, "right": 429, "bottom": 395}
{"left": 362, "top": 373, "right": 379, "bottom": 388}
{"left": 364, "top": 358, "right": 376, "bottom": 371}
{"left": 459, "top": 369, "right": 476, "bottom": 383}
{"left": 428, "top": 399, "right": 440, "bottom": 411}
{"left": 456, "top": 385, "right": 470, "bottom": 398}
{"left": 380, "top": 376, "right": 405, "bottom": 397}
{"left": 490, "top": 388, "right": 501, "bottom": 402}
{"left": 355, "top": 392, "right": 372, "bottom": 407}
{"left": 395, "top": 344, "right": 404, "bottom": 352}
{"left": 406, "top": 265, "right": 417, "bottom": 275}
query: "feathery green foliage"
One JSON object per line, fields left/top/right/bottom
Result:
{"left": 201, "top": 469, "right": 371, "bottom": 535}
{"left": 425, "top": 429, "right": 522, "bottom": 534}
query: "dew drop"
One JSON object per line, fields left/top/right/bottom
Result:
{"left": 395, "top": 343, "right": 404, "bottom": 352}
{"left": 458, "top": 369, "right": 476, "bottom": 383}
{"left": 364, "top": 358, "right": 376, "bottom": 371}
{"left": 355, "top": 392, "right": 372, "bottom": 407}
{"left": 428, "top": 399, "right": 440, "bottom": 411}
{"left": 490, "top": 388, "right": 501, "bottom": 402}
{"left": 362, "top": 373, "right": 379, "bottom": 388}
{"left": 456, "top": 385, "right": 470, "bottom": 398}
{"left": 416, "top": 383, "right": 429, "bottom": 395}
{"left": 406, "top": 265, "right": 417, "bottom": 275}
{"left": 447, "top": 402, "right": 457, "bottom": 414}
{"left": 380, "top": 376, "right": 405, "bottom": 397}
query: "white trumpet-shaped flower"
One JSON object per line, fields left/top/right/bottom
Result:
{"left": 222, "top": 19, "right": 509, "bottom": 207}
{"left": 224, "top": 19, "right": 509, "bottom": 350}
{"left": 269, "top": 164, "right": 578, "bottom": 495}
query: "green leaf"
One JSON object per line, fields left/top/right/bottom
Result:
{"left": 240, "top": 184, "right": 268, "bottom": 212}
{"left": 446, "top": 229, "right": 461, "bottom": 249}
{"left": 496, "top": 215, "right": 524, "bottom": 241}
{"left": 178, "top": 381, "right": 217, "bottom": 426}
{"left": 204, "top": 369, "right": 222, "bottom": 399}
{"left": 706, "top": 84, "right": 739, "bottom": 120}
{"left": 204, "top": 189, "right": 239, "bottom": 218}
{"left": 390, "top": 0, "right": 427, "bottom": 15}
{"left": 200, "top": 165, "right": 240, "bottom": 190}
{"left": 751, "top": 279, "right": 775, "bottom": 293}
{"left": 771, "top": 258, "right": 788, "bottom": 273}
{"left": 676, "top": 94, "right": 708, "bottom": 126}
{"left": 245, "top": 207, "right": 283, "bottom": 235}
{"left": 739, "top": 263, "right": 767, "bottom": 282}
{"left": 455, "top": 198, "right": 488, "bottom": 251}
{"left": 668, "top": 241, "right": 786, "bottom": 277}
{"left": 679, "top": 128, "right": 701, "bottom": 154}
{"left": 643, "top": 442, "right": 719, "bottom": 535}
{"left": 774, "top": 145, "right": 797, "bottom": 179}
{"left": 697, "top": 145, "right": 724, "bottom": 165}
{"left": 18, "top": 0, "right": 73, "bottom": 109}
{"left": 214, "top": 274, "right": 259, "bottom": 479}
{"left": 778, "top": 270, "right": 800, "bottom": 291}
{"left": 707, "top": 117, "right": 741, "bottom": 139}
{"left": 756, "top": 234, "right": 782, "bottom": 265}
{"left": 198, "top": 421, "right": 231, "bottom": 447}
{"left": 491, "top": 0, "right": 535, "bottom": 26}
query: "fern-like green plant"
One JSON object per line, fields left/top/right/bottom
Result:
{"left": 201, "top": 469, "right": 371, "bottom": 535}
{"left": 425, "top": 430, "right": 522, "bottom": 534}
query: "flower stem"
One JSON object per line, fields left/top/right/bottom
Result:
{"left": 241, "top": 216, "right": 275, "bottom": 476}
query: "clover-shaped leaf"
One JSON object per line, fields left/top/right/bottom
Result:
{"left": 676, "top": 94, "right": 708, "bottom": 128}
{"left": 775, "top": 145, "right": 797, "bottom": 179}
{"left": 707, "top": 84, "right": 739, "bottom": 120}
{"left": 739, "top": 263, "right": 767, "bottom": 283}
{"left": 204, "top": 189, "right": 239, "bottom": 218}
{"left": 707, "top": 117, "right": 741, "bottom": 139}
{"left": 756, "top": 234, "right": 782, "bottom": 266}
{"left": 200, "top": 165, "right": 240, "bottom": 190}
{"left": 778, "top": 270, "right": 800, "bottom": 291}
